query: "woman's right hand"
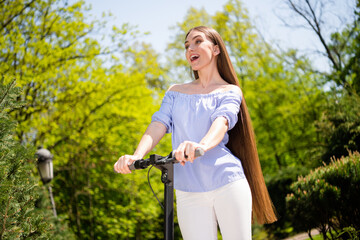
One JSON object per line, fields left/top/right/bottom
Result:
{"left": 114, "top": 155, "right": 141, "bottom": 174}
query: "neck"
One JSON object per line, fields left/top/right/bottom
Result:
{"left": 196, "top": 61, "right": 223, "bottom": 88}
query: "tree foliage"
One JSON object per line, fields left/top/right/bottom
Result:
{"left": 283, "top": 0, "right": 360, "bottom": 162}
{"left": 275, "top": 1, "right": 360, "bottom": 238}
{"left": 284, "top": 0, "right": 359, "bottom": 94}
{"left": 316, "top": 89, "right": 360, "bottom": 163}
{"left": 1, "top": 0, "right": 359, "bottom": 239}
{"left": 1, "top": 0, "right": 171, "bottom": 239}
{"left": 0, "top": 77, "right": 48, "bottom": 239}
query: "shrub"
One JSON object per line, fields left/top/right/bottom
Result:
{"left": 0, "top": 78, "right": 49, "bottom": 239}
{"left": 0, "top": 78, "right": 75, "bottom": 239}
{"left": 286, "top": 152, "right": 360, "bottom": 239}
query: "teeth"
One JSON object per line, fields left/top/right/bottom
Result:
{"left": 191, "top": 55, "right": 199, "bottom": 60}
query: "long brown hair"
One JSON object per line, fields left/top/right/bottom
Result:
{"left": 186, "top": 26, "right": 277, "bottom": 224}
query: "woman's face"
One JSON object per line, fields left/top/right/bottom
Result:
{"left": 184, "top": 30, "right": 219, "bottom": 71}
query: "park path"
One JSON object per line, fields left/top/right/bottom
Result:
{"left": 283, "top": 229, "right": 320, "bottom": 240}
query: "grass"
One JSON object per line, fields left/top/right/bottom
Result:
{"left": 305, "top": 234, "right": 322, "bottom": 240}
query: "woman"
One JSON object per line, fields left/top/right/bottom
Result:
{"left": 114, "top": 26, "right": 277, "bottom": 239}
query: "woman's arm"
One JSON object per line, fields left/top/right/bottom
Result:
{"left": 133, "top": 121, "right": 167, "bottom": 159}
{"left": 114, "top": 121, "right": 167, "bottom": 174}
{"left": 175, "top": 85, "right": 241, "bottom": 165}
{"left": 200, "top": 116, "right": 228, "bottom": 151}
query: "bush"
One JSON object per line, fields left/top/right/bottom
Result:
{"left": 0, "top": 78, "right": 49, "bottom": 239}
{"left": 286, "top": 152, "right": 360, "bottom": 239}
{"left": 0, "top": 78, "right": 75, "bottom": 239}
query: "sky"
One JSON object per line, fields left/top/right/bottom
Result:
{"left": 80, "top": 0, "right": 356, "bottom": 71}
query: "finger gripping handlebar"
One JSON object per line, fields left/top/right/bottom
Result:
{"left": 129, "top": 148, "right": 204, "bottom": 171}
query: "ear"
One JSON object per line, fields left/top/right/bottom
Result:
{"left": 213, "top": 45, "right": 220, "bottom": 56}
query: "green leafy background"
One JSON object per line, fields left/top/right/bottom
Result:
{"left": 1, "top": 0, "right": 359, "bottom": 239}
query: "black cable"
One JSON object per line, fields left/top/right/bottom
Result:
{"left": 147, "top": 165, "right": 164, "bottom": 210}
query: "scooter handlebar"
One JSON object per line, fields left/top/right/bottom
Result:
{"left": 128, "top": 148, "right": 204, "bottom": 171}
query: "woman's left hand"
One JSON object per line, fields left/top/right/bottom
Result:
{"left": 173, "top": 141, "right": 206, "bottom": 166}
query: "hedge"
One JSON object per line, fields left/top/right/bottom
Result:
{"left": 286, "top": 152, "right": 360, "bottom": 239}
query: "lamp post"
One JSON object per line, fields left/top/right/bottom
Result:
{"left": 36, "top": 147, "right": 57, "bottom": 217}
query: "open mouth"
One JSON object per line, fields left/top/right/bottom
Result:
{"left": 190, "top": 54, "right": 199, "bottom": 62}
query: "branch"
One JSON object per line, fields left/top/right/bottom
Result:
{"left": 40, "top": 14, "right": 60, "bottom": 41}
{"left": 40, "top": 51, "right": 110, "bottom": 72}
{"left": 59, "top": 30, "right": 93, "bottom": 50}
{"left": 48, "top": 84, "right": 145, "bottom": 150}
{"left": 40, "top": 2, "right": 50, "bottom": 38}
{"left": 0, "top": 0, "right": 36, "bottom": 31}
{"left": 286, "top": 0, "right": 339, "bottom": 70}
{"left": 0, "top": 78, "right": 16, "bottom": 107}
{"left": 0, "top": 196, "right": 12, "bottom": 238}
{"left": 304, "top": 0, "right": 339, "bottom": 69}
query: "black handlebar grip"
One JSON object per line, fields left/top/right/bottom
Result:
{"left": 127, "top": 147, "right": 205, "bottom": 171}
{"left": 128, "top": 159, "right": 147, "bottom": 171}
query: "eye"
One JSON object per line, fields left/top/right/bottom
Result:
{"left": 185, "top": 44, "right": 189, "bottom": 50}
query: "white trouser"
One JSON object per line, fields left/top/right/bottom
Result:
{"left": 176, "top": 179, "right": 252, "bottom": 240}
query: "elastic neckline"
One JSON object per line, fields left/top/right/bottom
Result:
{"left": 167, "top": 90, "right": 240, "bottom": 98}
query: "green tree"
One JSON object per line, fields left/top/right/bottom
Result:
{"left": 0, "top": 77, "right": 48, "bottom": 239}
{"left": 283, "top": 0, "right": 360, "bottom": 163}
{"left": 318, "top": 3, "right": 360, "bottom": 162}
{"left": 0, "top": 77, "right": 75, "bottom": 239}
{"left": 316, "top": 90, "right": 360, "bottom": 163}
{"left": 284, "top": 0, "right": 359, "bottom": 94}
{"left": 1, "top": 0, "right": 171, "bottom": 238}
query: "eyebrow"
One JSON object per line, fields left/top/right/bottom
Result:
{"left": 184, "top": 35, "right": 203, "bottom": 44}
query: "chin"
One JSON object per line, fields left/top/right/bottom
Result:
{"left": 191, "top": 65, "right": 201, "bottom": 71}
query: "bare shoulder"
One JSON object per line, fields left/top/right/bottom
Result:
{"left": 167, "top": 84, "right": 182, "bottom": 92}
{"left": 224, "top": 84, "right": 242, "bottom": 96}
{"left": 167, "top": 82, "right": 193, "bottom": 93}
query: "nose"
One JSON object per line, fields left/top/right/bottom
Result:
{"left": 187, "top": 43, "right": 196, "bottom": 51}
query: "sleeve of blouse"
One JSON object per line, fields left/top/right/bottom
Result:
{"left": 151, "top": 92, "right": 174, "bottom": 133}
{"left": 210, "top": 92, "right": 242, "bottom": 131}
